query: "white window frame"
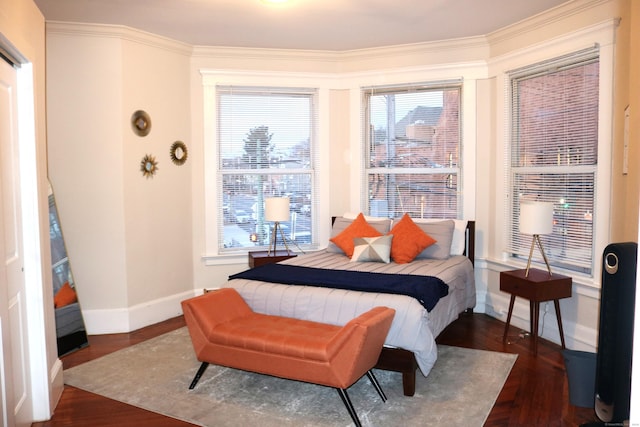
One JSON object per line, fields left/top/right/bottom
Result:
{"left": 491, "top": 20, "right": 616, "bottom": 284}
{"left": 507, "top": 48, "right": 599, "bottom": 275}
{"left": 201, "top": 70, "right": 331, "bottom": 265}
{"left": 346, "top": 66, "right": 483, "bottom": 223}
{"left": 361, "top": 80, "right": 464, "bottom": 219}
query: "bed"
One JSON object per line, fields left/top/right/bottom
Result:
{"left": 221, "top": 214, "right": 476, "bottom": 396}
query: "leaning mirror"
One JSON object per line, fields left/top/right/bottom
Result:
{"left": 49, "top": 182, "right": 89, "bottom": 356}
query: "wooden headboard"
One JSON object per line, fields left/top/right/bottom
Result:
{"left": 330, "top": 217, "right": 475, "bottom": 266}
{"left": 464, "top": 220, "right": 475, "bottom": 266}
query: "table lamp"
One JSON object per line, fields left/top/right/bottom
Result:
{"left": 519, "top": 200, "right": 554, "bottom": 276}
{"left": 265, "top": 197, "right": 290, "bottom": 255}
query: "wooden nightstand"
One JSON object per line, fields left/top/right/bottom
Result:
{"left": 500, "top": 268, "right": 572, "bottom": 355}
{"left": 248, "top": 250, "right": 297, "bottom": 268}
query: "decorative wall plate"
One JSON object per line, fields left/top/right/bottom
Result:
{"left": 140, "top": 154, "right": 158, "bottom": 178}
{"left": 131, "top": 110, "right": 151, "bottom": 136}
{"left": 170, "top": 141, "right": 188, "bottom": 165}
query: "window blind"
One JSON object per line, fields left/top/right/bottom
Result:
{"left": 506, "top": 48, "right": 599, "bottom": 274}
{"left": 216, "top": 85, "right": 318, "bottom": 251}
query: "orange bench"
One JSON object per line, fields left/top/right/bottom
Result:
{"left": 181, "top": 288, "right": 395, "bottom": 426}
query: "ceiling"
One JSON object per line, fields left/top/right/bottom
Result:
{"left": 34, "top": 0, "right": 570, "bottom": 51}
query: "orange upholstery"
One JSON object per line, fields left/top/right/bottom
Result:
{"left": 182, "top": 288, "right": 395, "bottom": 389}
{"left": 181, "top": 288, "right": 395, "bottom": 425}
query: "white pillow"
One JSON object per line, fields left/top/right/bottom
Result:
{"left": 413, "top": 218, "right": 468, "bottom": 256}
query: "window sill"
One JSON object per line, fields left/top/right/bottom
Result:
{"left": 202, "top": 253, "right": 248, "bottom": 266}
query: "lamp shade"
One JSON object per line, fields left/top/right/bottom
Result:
{"left": 519, "top": 201, "right": 553, "bottom": 235}
{"left": 265, "top": 197, "right": 290, "bottom": 222}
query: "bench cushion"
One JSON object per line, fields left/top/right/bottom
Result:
{"left": 211, "top": 314, "right": 341, "bottom": 361}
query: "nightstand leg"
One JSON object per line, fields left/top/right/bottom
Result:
{"left": 532, "top": 302, "right": 540, "bottom": 356}
{"left": 554, "top": 299, "right": 566, "bottom": 349}
{"left": 529, "top": 301, "right": 534, "bottom": 335}
{"left": 503, "top": 295, "right": 516, "bottom": 343}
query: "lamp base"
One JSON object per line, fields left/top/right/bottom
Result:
{"left": 268, "top": 222, "right": 291, "bottom": 256}
{"left": 525, "top": 234, "right": 552, "bottom": 277}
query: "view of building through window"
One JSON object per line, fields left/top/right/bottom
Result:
{"left": 364, "top": 85, "right": 462, "bottom": 219}
{"left": 217, "top": 87, "right": 316, "bottom": 251}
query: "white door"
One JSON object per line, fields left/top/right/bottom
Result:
{"left": 0, "top": 56, "right": 32, "bottom": 427}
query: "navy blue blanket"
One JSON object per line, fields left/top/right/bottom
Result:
{"left": 229, "top": 263, "right": 448, "bottom": 312}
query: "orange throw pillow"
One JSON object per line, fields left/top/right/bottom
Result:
{"left": 329, "top": 213, "right": 383, "bottom": 257}
{"left": 387, "top": 214, "right": 437, "bottom": 263}
{"left": 54, "top": 282, "right": 78, "bottom": 308}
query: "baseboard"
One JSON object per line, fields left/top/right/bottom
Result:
{"left": 472, "top": 288, "right": 488, "bottom": 314}
{"left": 50, "top": 358, "right": 64, "bottom": 415}
{"left": 82, "top": 289, "right": 198, "bottom": 334}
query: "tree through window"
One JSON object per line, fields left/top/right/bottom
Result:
{"left": 217, "top": 87, "right": 317, "bottom": 252}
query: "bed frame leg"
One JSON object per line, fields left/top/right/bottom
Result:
{"left": 375, "top": 347, "right": 417, "bottom": 396}
{"left": 336, "top": 388, "right": 362, "bottom": 427}
{"left": 402, "top": 371, "right": 416, "bottom": 396}
{"left": 189, "top": 362, "right": 209, "bottom": 389}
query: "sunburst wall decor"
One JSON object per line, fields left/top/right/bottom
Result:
{"left": 131, "top": 110, "right": 151, "bottom": 136}
{"left": 170, "top": 141, "right": 188, "bottom": 165}
{"left": 140, "top": 154, "right": 158, "bottom": 178}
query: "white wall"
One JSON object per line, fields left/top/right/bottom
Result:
{"left": 47, "top": 32, "right": 128, "bottom": 312}
{"left": 46, "top": 25, "right": 194, "bottom": 333}
{"left": 120, "top": 35, "right": 193, "bottom": 309}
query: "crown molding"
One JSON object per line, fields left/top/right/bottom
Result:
{"left": 44, "top": 21, "right": 489, "bottom": 73}
{"left": 488, "top": 17, "right": 618, "bottom": 71}
{"left": 45, "top": 20, "right": 489, "bottom": 66}
{"left": 45, "top": 21, "right": 193, "bottom": 57}
{"left": 339, "top": 36, "right": 489, "bottom": 61}
{"left": 192, "top": 35, "right": 489, "bottom": 63}
{"left": 192, "top": 44, "right": 341, "bottom": 63}
{"left": 486, "top": 0, "right": 613, "bottom": 45}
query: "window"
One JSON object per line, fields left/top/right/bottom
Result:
{"left": 217, "top": 86, "right": 318, "bottom": 252}
{"left": 507, "top": 48, "right": 599, "bottom": 274}
{"left": 363, "top": 82, "right": 462, "bottom": 219}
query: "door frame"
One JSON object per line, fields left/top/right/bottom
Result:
{"left": 1, "top": 36, "right": 53, "bottom": 423}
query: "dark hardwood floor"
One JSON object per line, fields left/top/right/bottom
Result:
{"left": 32, "top": 312, "right": 600, "bottom": 427}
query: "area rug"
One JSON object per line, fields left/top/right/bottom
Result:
{"left": 64, "top": 327, "right": 517, "bottom": 426}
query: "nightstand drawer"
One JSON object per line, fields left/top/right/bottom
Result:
{"left": 500, "top": 269, "right": 572, "bottom": 302}
{"left": 499, "top": 276, "right": 534, "bottom": 298}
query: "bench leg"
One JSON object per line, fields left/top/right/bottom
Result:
{"left": 336, "top": 388, "right": 362, "bottom": 427}
{"left": 366, "top": 370, "right": 387, "bottom": 402}
{"left": 189, "top": 362, "right": 209, "bottom": 389}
